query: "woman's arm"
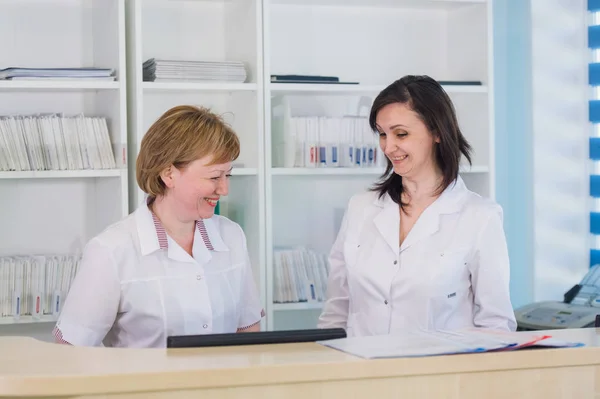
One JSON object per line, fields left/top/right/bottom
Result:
{"left": 53, "top": 238, "right": 120, "bottom": 346}
{"left": 236, "top": 227, "right": 265, "bottom": 333}
{"left": 469, "top": 205, "right": 517, "bottom": 331}
{"left": 317, "top": 208, "right": 351, "bottom": 330}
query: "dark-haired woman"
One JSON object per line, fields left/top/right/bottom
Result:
{"left": 317, "top": 75, "right": 516, "bottom": 337}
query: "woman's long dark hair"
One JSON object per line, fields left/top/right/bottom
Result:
{"left": 370, "top": 75, "right": 473, "bottom": 209}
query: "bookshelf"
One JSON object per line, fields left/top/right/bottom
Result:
{"left": 0, "top": 0, "right": 128, "bottom": 337}
{"left": 0, "top": 0, "right": 496, "bottom": 338}
{"left": 263, "top": 0, "right": 494, "bottom": 330}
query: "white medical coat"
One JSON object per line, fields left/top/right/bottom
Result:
{"left": 317, "top": 176, "right": 517, "bottom": 336}
{"left": 53, "top": 202, "right": 263, "bottom": 348}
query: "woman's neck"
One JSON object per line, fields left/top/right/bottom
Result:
{"left": 401, "top": 170, "right": 443, "bottom": 207}
{"left": 150, "top": 195, "right": 195, "bottom": 242}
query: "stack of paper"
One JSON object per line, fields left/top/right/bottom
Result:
{"left": 318, "top": 327, "right": 585, "bottom": 359}
{"left": 143, "top": 58, "right": 247, "bottom": 83}
{"left": 273, "top": 247, "right": 329, "bottom": 304}
{"left": 0, "top": 254, "right": 81, "bottom": 319}
{"left": 0, "top": 114, "right": 117, "bottom": 171}
{"left": 0, "top": 67, "right": 115, "bottom": 81}
{"left": 277, "top": 115, "right": 383, "bottom": 169}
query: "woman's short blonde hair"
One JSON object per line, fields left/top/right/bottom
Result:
{"left": 136, "top": 105, "right": 240, "bottom": 198}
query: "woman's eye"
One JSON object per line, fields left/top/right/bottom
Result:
{"left": 378, "top": 132, "right": 386, "bottom": 137}
{"left": 225, "top": 174, "right": 232, "bottom": 178}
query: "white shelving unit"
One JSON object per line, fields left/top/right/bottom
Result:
{"left": 125, "top": 0, "right": 266, "bottom": 322}
{"left": 263, "top": 0, "right": 494, "bottom": 331}
{"left": 0, "top": 0, "right": 128, "bottom": 337}
{"left": 1, "top": 0, "right": 495, "bottom": 337}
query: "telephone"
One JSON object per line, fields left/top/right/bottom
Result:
{"left": 514, "top": 264, "right": 600, "bottom": 330}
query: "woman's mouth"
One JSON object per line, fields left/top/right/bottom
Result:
{"left": 204, "top": 198, "right": 218, "bottom": 207}
{"left": 391, "top": 155, "right": 408, "bottom": 164}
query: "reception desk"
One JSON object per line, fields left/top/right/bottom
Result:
{"left": 1, "top": 328, "right": 600, "bottom": 398}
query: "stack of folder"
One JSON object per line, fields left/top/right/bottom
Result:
{"left": 0, "top": 254, "right": 81, "bottom": 319}
{"left": 143, "top": 58, "right": 247, "bottom": 83}
{"left": 318, "top": 327, "right": 585, "bottom": 359}
{"left": 0, "top": 67, "right": 115, "bottom": 81}
{"left": 273, "top": 247, "right": 329, "bottom": 304}
{"left": 0, "top": 114, "right": 117, "bottom": 171}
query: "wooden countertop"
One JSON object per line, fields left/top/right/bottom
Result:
{"left": 1, "top": 328, "right": 600, "bottom": 397}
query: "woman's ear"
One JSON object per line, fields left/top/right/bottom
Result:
{"left": 159, "top": 165, "right": 176, "bottom": 188}
{"left": 431, "top": 129, "right": 441, "bottom": 144}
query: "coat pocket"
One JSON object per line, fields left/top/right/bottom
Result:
{"left": 342, "top": 239, "right": 361, "bottom": 269}
{"left": 430, "top": 248, "right": 472, "bottom": 290}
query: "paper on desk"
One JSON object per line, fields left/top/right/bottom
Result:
{"left": 317, "top": 328, "right": 574, "bottom": 359}
{"left": 317, "top": 329, "right": 509, "bottom": 359}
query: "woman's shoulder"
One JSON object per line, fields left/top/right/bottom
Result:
{"left": 461, "top": 190, "right": 504, "bottom": 222}
{"left": 85, "top": 213, "right": 138, "bottom": 254}
{"left": 209, "top": 214, "right": 246, "bottom": 242}
{"left": 346, "top": 190, "right": 382, "bottom": 211}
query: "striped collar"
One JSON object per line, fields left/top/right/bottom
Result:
{"left": 150, "top": 212, "right": 215, "bottom": 251}
{"left": 135, "top": 200, "right": 229, "bottom": 257}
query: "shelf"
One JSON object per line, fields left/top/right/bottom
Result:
{"left": 273, "top": 302, "right": 324, "bottom": 311}
{"left": 272, "top": 167, "right": 385, "bottom": 176}
{"left": 0, "top": 315, "right": 56, "bottom": 325}
{"left": 0, "top": 170, "right": 125, "bottom": 180}
{"left": 0, "top": 80, "right": 121, "bottom": 91}
{"left": 232, "top": 168, "right": 258, "bottom": 176}
{"left": 271, "top": 166, "right": 488, "bottom": 176}
{"left": 270, "top": 0, "right": 487, "bottom": 8}
{"left": 269, "top": 83, "right": 487, "bottom": 95}
{"left": 461, "top": 166, "right": 489, "bottom": 173}
{"left": 142, "top": 82, "right": 258, "bottom": 92}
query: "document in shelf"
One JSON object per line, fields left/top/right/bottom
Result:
{"left": 0, "top": 67, "right": 115, "bottom": 80}
{"left": 317, "top": 328, "right": 584, "bottom": 359}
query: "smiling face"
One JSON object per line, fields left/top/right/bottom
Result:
{"left": 160, "top": 155, "right": 232, "bottom": 220}
{"left": 375, "top": 102, "right": 439, "bottom": 179}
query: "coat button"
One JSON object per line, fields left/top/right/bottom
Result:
{"left": 203, "top": 324, "right": 208, "bottom": 329}
{"left": 393, "top": 260, "right": 397, "bottom": 265}
{"left": 197, "top": 275, "right": 202, "bottom": 280}
{"left": 384, "top": 300, "right": 389, "bottom": 305}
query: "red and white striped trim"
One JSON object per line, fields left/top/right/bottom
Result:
{"left": 52, "top": 326, "right": 72, "bottom": 345}
{"left": 196, "top": 219, "right": 214, "bottom": 251}
{"left": 236, "top": 309, "right": 266, "bottom": 331}
{"left": 150, "top": 212, "right": 214, "bottom": 251}
{"left": 151, "top": 212, "right": 168, "bottom": 250}
{"left": 237, "top": 320, "right": 261, "bottom": 331}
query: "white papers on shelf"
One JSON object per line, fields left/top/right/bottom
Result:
{"left": 0, "top": 114, "right": 116, "bottom": 171}
{"left": 274, "top": 115, "right": 385, "bottom": 169}
{"left": 0, "top": 255, "right": 81, "bottom": 319}
{"left": 143, "top": 58, "right": 247, "bottom": 83}
{"left": 318, "top": 328, "right": 583, "bottom": 359}
{"left": 0, "top": 67, "right": 115, "bottom": 81}
{"left": 273, "top": 247, "right": 329, "bottom": 304}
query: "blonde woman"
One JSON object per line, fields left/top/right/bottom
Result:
{"left": 53, "top": 105, "right": 263, "bottom": 348}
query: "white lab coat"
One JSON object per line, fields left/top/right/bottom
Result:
{"left": 318, "top": 176, "right": 517, "bottom": 337}
{"left": 53, "top": 201, "right": 263, "bottom": 348}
